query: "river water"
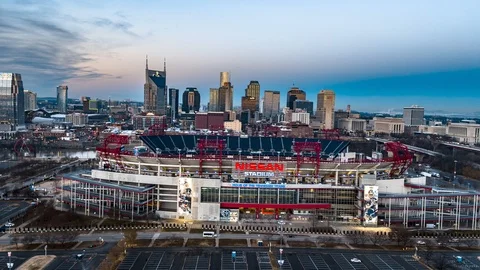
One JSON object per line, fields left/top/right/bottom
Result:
{"left": 35, "top": 150, "right": 97, "bottom": 159}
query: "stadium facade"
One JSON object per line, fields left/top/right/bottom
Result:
{"left": 60, "top": 134, "right": 480, "bottom": 230}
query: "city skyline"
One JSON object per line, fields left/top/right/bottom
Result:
{"left": 1, "top": 0, "right": 479, "bottom": 113}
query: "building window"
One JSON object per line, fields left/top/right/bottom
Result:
{"left": 200, "top": 187, "right": 219, "bottom": 203}
{"left": 240, "top": 188, "right": 258, "bottom": 203}
{"left": 220, "top": 188, "right": 238, "bottom": 203}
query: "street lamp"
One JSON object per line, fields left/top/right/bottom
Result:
{"left": 7, "top": 252, "right": 13, "bottom": 270}
{"left": 278, "top": 220, "right": 286, "bottom": 269}
{"left": 453, "top": 160, "right": 458, "bottom": 182}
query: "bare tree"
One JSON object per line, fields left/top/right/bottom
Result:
{"left": 123, "top": 229, "right": 137, "bottom": 247}
{"left": 368, "top": 232, "right": 387, "bottom": 246}
{"left": 346, "top": 232, "right": 369, "bottom": 245}
{"left": 58, "top": 231, "right": 80, "bottom": 245}
{"left": 436, "top": 234, "right": 452, "bottom": 248}
{"left": 389, "top": 228, "right": 413, "bottom": 248}
{"left": 10, "top": 234, "right": 20, "bottom": 249}
{"left": 315, "top": 235, "right": 331, "bottom": 247}
{"left": 21, "top": 234, "right": 37, "bottom": 246}
{"left": 40, "top": 232, "right": 57, "bottom": 245}
{"left": 462, "top": 238, "right": 479, "bottom": 248}
{"left": 98, "top": 239, "right": 126, "bottom": 270}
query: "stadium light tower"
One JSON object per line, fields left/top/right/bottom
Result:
{"left": 278, "top": 220, "right": 286, "bottom": 269}
{"left": 7, "top": 252, "right": 13, "bottom": 269}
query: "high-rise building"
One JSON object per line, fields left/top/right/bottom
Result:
{"left": 245, "top": 81, "right": 260, "bottom": 110}
{"left": 144, "top": 56, "right": 167, "bottom": 115}
{"left": 81, "top": 96, "right": 91, "bottom": 112}
{"left": 293, "top": 100, "right": 314, "bottom": 115}
{"left": 403, "top": 105, "right": 424, "bottom": 126}
{"left": 219, "top": 82, "right": 233, "bottom": 111}
{"left": 241, "top": 96, "right": 257, "bottom": 112}
{"left": 263, "top": 90, "right": 280, "bottom": 119}
{"left": 182, "top": 87, "right": 200, "bottom": 113}
{"left": 291, "top": 111, "right": 310, "bottom": 125}
{"left": 169, "top": 88, "right": 179, "bottom": 120}
{"left": 286, "top": 87, "right": 306, "bottom": 109}
{"left": 56, "top": 85, "right": 68, "bottom": 113}
{"left": 316, "top": 89, "right": 336, "bottom": 129}
{"left": 220, "top": 72, "right": 230, "bottom": 86}
{"left": 209, "top": 88, "right": 219, "bottom": 111}
{"left": 24, "top": 90, "right": 37, "bottom": 111}
{"left": 0, "top": 73, "right": 25, "bottom": 131}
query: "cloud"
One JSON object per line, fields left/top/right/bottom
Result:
{"left": 0, "top": 2, "right": 112, "bottom": 94}
{"left": 92, "top": 17, "right": 139, "bottom": 37}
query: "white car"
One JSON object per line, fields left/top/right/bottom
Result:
{"left": 5, "top": 222, "right": 14, "bottom": 227}
{"left": 417, "top": 240, "right": 426, "bottom": 245}
{"left": 351, "top": 258, "right": 361, "bottom": 263}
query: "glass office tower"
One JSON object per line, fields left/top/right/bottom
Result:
{"left": 0, "top": 73, "right": 25, "bottom": 130}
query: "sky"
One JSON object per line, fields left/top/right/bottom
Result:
{"left": 1, "top": 0, "right": 479, "bottom": 113}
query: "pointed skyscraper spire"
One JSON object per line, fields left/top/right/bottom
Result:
{"left": 164, "top": 57, "right": 166, "bottom": 73}
{"left": 146, "top": 54, "right": 149, "bottom": 70}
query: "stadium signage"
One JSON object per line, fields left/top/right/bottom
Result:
{"left": 230, "top": 183, "right": 286, "bottom": 189}
{"left": 235, "top": 162, "right": 284, "bottom": 172}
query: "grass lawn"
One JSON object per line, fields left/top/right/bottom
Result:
{"left": 8, "top": 243, "right": 43, "bottom": 251}
{"left": 456, "top": 246, "right": 480, "bottom": 251}
{"left": 132, "top": 239, "right": 152, "bottom": 247}
{"left": 162, "top": 227, "right": 187, "bottom": 232}
{"left": 44, "top": 243, "right": 78, "bottom": 249}
{"left": 185, "top": 239, "right": 215, "bottom": 247}
{"left": 220, "top": 230, "right": 245, "bottom": 234}
{"left": 349, "top": 244, "right": 383, "bottom": 249}
{"left": 28, "top": 207, "right": 102, "bottom": 228}
{"left": 322, "top": 243, "right": 348, "bottom": 249}
{"left": 154, "top": 239, "right": 184, "bottom": 247}
{"left": 252, "top": 239, "right": 281, "bottom": 247}
{"left": 287, "top": 241, "right": 316, "bottom": 248}
{"left": 219, "top": 239, "right": 247, "bottom": 247}
{"left": 100, "top": 219, "right": 150, "bottom": 227}
{"left": 75, "top": 241, "right": 104, "bottom": 249}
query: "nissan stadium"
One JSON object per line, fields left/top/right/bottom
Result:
{"left": 59, "top": 134, "right": 480, "bottom": 230}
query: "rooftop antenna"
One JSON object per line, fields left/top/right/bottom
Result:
{"left": 164, "top": 57, "right": 166, "bottom": 73}
{"left": 146, "top": 55, "right": 148, "bottom": 70}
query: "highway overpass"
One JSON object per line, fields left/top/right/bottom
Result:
{"left": 441, "top": 141, "right": 480, "bottom": 153}
{"left": 367, "top": 137, "right": 445, "bottom": 157}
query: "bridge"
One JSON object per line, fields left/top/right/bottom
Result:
{"left": 367, "top": 137, "right": 445, "bottom": 157}
{"left": 441, "top": 141, "right": 480, "bottom": 153}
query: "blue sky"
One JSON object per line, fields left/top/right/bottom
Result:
{"left": 1, "top": 0, "right": 479, "bottom": 113}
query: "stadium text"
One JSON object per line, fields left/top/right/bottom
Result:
{"left": 235, "top": 162, "right": 284, "bottom": 172}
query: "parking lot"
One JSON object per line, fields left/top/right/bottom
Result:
{"left": 118, "top": 250, "right": 213, "bottom": 270}
{"left": 0, "top": 201, "right": 32, "bottom": 226}
{"left": 0, "top": 254, "right": 27, "bottom": 270}
{"left": 44, "top": 253, "right": 105, "bottom": 270}
{"left": 117, "top": 248, "right": 480, "bottom": 270}
{"left": 222, "top": 250, "right": 247, "bottom": 270}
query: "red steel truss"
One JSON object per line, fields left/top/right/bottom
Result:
{"left": 198, "top": 137, "right": 225, "bottom": 176}
{"left": 96, "top": 134, "right": 130, "bottom": 171}
{"left": 319, "top": 129, "right": 340, "bottom": 140}
{"left": 146, "top": 120, "right": 167, "bottom": 136}
{"left": 384, "top": 141, "right": 413, "bottom": 177}
{"left": 264, "top": 125, "right": 281, "bottom": 137}
{"left": 13, "top": 137, "right": 35, "bottom": 157}
{"left": 293, "top": 141, "right": 322, "bottom": 178}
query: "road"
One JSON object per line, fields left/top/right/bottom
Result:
{"left": 1, "top": 230, "right": 474, "bottom": 247}
{"left": 0, "top": 231, "right": 285, "bottom": 244}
